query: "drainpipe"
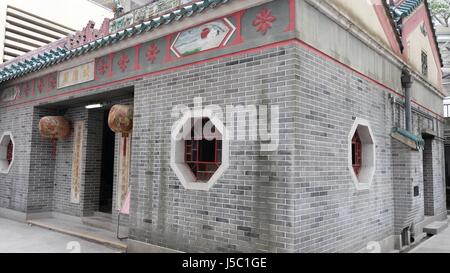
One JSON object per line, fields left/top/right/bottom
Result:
{"left": 401, "top": 67, "right": 414, "bottom": 132}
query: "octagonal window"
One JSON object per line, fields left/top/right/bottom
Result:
{"left": 0, "top": 132, "right": 15, "bottom": 174}
{"left": 352, "top": 131, "right": 362, "bottom": 175}
{"left": 348, "top": 118, "right": 376, "bottom": 190}
{"left": 171, "top": 111, "right": 229, "bottom": 191}
{"left": 185, "top": 118, "right": 223, "bottom": 182}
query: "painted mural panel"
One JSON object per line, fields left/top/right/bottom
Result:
{"left": 71, "top": 121, "right": 84, "bottom": 204}
{"left": 171, "top": 19, "right": 236, "bottom": 57}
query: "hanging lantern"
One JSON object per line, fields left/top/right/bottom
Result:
{"left": 108, "top": 105, "right": 133, "bottom": 156}
{"left": 39, "top": 116, "right": 71, "bottom": 155}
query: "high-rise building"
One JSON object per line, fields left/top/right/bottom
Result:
{"left": 0, "top": 0, "right": 112, "bottom": 63}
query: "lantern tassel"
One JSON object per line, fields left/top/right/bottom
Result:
{"left": 52, "top": 138, "right": 58, "bottom": 157}
{"left": 123, "top": 133, "right": 128, "bottom": 157}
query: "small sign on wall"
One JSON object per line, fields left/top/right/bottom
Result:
{"left": 58, "top": 62, "right": 95, "bottom": 89}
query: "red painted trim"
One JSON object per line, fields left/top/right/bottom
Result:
{"left": 31, "top": 79, "right": 35, "bottom": 97}
{"left": 108, "top": 52, "right": 115, "bottom": 78}
{"left": 164, "top": 34, "right": 174, "bottom": 63}
{"left": 3, "top": 38, "right": 444, "bottom": 120}
{"left": 231, "top": 10, "right": 245, "bottom": 45}
{"left": 46, "top": 74, "right": 53, "bottom": 94}
{"left": 284, "top": 0, "right": 296, "bottom": 32}
{"left": 134, "top": 44, "right": 142, "bottom": 71}
{"left": 94, "top": 58, "right": 99, "bottom": 81}
{"left": 373, "top": 0, "right": 402, "bottom": 55}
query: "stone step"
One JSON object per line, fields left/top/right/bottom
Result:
{"left": 423, "top": 221, "right": 449, "bottom": 236}
{"left": 93, "top": 211, "right": 114, "bottom": 219}
{"left": 27, "top": 218, "right": 127, "bottom": 251}
{"left": 83, "top": 213, "right": 128, "bottom": 234}
{"left": 83, "top": 216, "right": 115, "bottom": 231}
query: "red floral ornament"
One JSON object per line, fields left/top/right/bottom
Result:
{"left": 252, "top": 7, "right": 276, "bottom": 35}
{"left": 97, "top": 59, "right": 108, "bottom": 75}
{"left": 118, "top": 53, "right": 130, "bottom": 72}
{"left": 146, "top": 43, "right": 160, "bottom": 64}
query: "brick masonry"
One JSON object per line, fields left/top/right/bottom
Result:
{"left": 126, "top": 43, "right": 446, "bottom": 253}
{"left": 0, "top": 106, "right": 34, "bottom": 212}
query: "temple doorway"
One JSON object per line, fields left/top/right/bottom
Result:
{"left": 99, "top": 109, "right": 115, "bottom": 214}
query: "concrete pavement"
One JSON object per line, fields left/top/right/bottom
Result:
{"left": 410, "top": 225, "right": 450, "bottom": 253}
{"left": 0, "top": 217, "right": 120, "bottom": 253}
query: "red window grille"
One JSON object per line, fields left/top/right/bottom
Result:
{"left": 6, "top": 140, "right": 13, "bottom": 166}
{"left": 185, "top": 119, "right": 222, "bottom": 182}
{"left": 352, "top": 131, "right": 362, "bottom": 175}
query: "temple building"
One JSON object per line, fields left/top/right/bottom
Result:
{"left": 0, "top": 0, "right": 448, "bottom": 253}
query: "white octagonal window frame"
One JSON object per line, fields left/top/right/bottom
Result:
{"left": 348, "top": 118, "right": 376, "bottom": 191}
{"left": 0, "top": 131, "right": 15, "bottom": 174}
{"left": 170, "top": 109, "right": 229, "bottom": 191}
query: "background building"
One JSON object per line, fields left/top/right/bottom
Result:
{"left": 0, "top": 0, "right": 112, "bottom": 63}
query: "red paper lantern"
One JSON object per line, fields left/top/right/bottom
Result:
{"left": 39, "top": 116, "right": 70, "bottom": 156}
{"left": 39, "top": 116, "right": 71, "bottom": 139}
{"left": 108, "top": 105, "right": 133, "bottom": 135}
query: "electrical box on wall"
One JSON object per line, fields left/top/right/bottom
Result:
{"left": 414, "top": 186, "right": 420, "bottom": 197}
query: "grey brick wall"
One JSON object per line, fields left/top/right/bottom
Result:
{"left": 291, "top": 45, "right": 396, "bottom": 252}
{"left": 423, "top": 139, "right": 435, "bottom": 216}
{"left": 129, "top": 45, "right": 298, "bottom": 253}
{"left": 126, "top": 43, "right": 445, "bottom": 253}
{"left": 392, "top": 140, "right": 424, "bottom": 236}
{"left": 422, "top": 138, "right": 447, "bottom": 217}
{"left": 82, "top": 110, "right": 104, "bottom": 216}
{"left": 27, "top": 107, "right": 59, "bottom": 213}
{"left": 0, "top": 106, "right": 34, "bottom": 212}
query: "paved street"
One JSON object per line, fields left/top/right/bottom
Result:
{"left": 0, "top": 218, "right": 119, "bottom": 253}
{"left": 410, "top": 226, "right": 450, "bottom": 253}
